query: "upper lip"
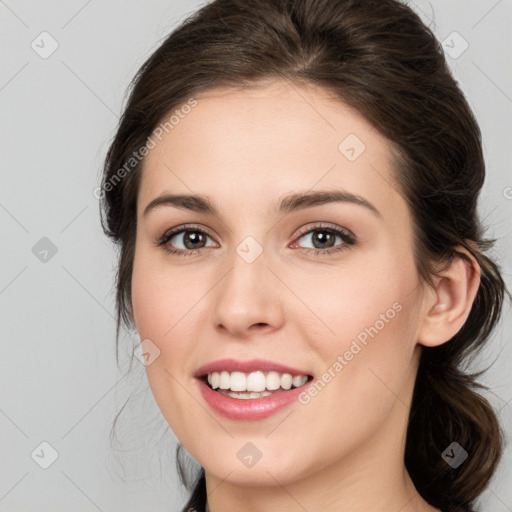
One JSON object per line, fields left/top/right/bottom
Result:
{"left": 194, "top": 358, "right": 312, "bottom": 378}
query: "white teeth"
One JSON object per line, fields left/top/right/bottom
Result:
{"left": 230, "top": 371, "right": 246, "bottom": 391}
{"left": 219, "top": 371, "right": 230, "bottom": 390}
{"left": 292, "top": 375, "right": 305, "bottom": 387}
{"left": 266, "top": 371, "right": 281, "bottom": 390}
{"left": 218, "top": 390, "right": 273, "bottom": 399}
{"left": 206, "top": 370, "right": 309, "bottom": 393}
{"left": 281, "top": 373, "right": 292, "bottom": 390}
{"left": 247, "top": 371, "right": 266, "bottom": 392}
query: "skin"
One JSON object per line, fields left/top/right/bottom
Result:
{"left": 131, "top": 79, "right": 480, "bottom": 512}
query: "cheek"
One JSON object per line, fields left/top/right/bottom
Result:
{"left": 294, "top": 247, "right": 420, "bottom": 411}
{"left": 131, "top": 246, "right": 195, "bottom": 391}
{"left": 131, "top": 255, "right": 208, "bottom": 444}
{"left": 295, "top": 246, "right": 419, "bottom": 349}
{"left": 131, "top": 243, "right": 206, "bottom": 342}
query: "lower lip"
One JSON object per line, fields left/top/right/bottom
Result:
{"left": 196, "top": 378, "right": 307, "bottom": 420}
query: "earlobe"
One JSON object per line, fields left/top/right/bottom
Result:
{"left": 418, "top": 249, "right": 481, "bottom": 347}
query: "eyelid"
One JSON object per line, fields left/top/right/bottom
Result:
{"left": 157, "top": 223, "right": 217, "bottom": 244}
{"left": 292, "top": 221, "right": 354, "bottom": 239}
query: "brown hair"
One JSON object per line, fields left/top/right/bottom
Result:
{"left": 100, "top": 1, "right": 507, "bottom": 511}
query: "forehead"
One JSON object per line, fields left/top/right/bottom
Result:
{"left": 138, "top": 79, "right": 401, "bottom": 217}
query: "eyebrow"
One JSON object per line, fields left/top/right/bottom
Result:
{"left": 143, "top": 190, "right": 381, "bottom": 219}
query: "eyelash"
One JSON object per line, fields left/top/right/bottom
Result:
{"left": 156, "top": 222, "right": 356, "bottom": 257}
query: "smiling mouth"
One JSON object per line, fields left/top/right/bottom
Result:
{"left": 200, "top": 370, "right": 314, "bottom": 400}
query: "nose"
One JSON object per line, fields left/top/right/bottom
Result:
{"left": 211, "top": 246, "right": 285, "bottom": 339}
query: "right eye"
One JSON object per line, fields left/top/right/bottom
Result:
{"left": 157, "top": 225, "right": 217, "bottom": 256}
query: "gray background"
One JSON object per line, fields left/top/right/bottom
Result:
{"left": 0, "top": 1, "right": 511, "bottom": 511}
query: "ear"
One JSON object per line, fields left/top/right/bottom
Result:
{"left": 417, "top": 248, "right": 481, "bottom": 347}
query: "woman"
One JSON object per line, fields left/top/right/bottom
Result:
{"left": 100, "top": 0, "right": 506, "bottom": 511}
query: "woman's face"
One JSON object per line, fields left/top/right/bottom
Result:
{"left": 132, "top": 80, "right": 429, "bottom": 486}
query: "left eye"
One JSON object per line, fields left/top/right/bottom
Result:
{"left": 292, "top": 226, "right": 354, "bottom": 252}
